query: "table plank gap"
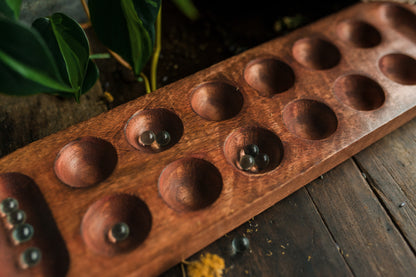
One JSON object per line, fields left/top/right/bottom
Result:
{"left": 307, "top": 158, "right": 416, "bottom": 276}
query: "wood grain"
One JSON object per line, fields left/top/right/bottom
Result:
{"left": 355, "top": 117, "right": 416, "bottom": 251}
{"left": 307, "top": 159, "right": 416, "bottom": 276}
{"left": 164, "top": 188, "right": 355, "bottom": 277}
{"left": 1, "top": 2, "right": 416, "bottom": 276}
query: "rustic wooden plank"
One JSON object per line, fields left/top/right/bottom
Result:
{"left": 307, "top": 158, "right": 416, "bottom": 276}
{"left": 354, "top": 117, "right": 416, "bottom": 251}
{"left": 162, "top": 188, "right": 353, "bottom": 277}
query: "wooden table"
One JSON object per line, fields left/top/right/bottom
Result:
{"left": 161, "top": 116, "right": 416, "bottom": 276}
{"left": 2, "top": 1, "right": 416, "bottom": 275}
{"left": 2, "top": 72, "right": 416, "bottom": 277}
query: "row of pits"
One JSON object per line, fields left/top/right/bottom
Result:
{"left": 53, "top": 3, "right": 416, "bottom": 257}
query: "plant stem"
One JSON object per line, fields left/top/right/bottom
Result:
{"left": 80, "top": 0, "right": 90, "bottom": 20}
{"left": 139, "top": 73, "right": 151, "bottom": 94}
{"left": 150, "top": 5, "right": 162, "bottom": 91}
{"left": 89, "top": 53, "right": 111, "bottom": 59}
{"left": 108, "top": 49, "right": 151, "bottom": 94}
{"left": 79, "top": 0, "right": 151, "bottom": 94}
{"left": 108, "top": 49, "right": 132, "bottom": 69}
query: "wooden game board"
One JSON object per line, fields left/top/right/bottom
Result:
{"left": 1, "top": 2, "right": 416, "bottom": 276}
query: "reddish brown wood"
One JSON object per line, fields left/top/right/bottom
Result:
{"left": 337, "top": 19, "right": 382, "bottom": 48}
{"left": 333, "top": 74, "right": 385, "bottom": 111}
{"left": 292, "top": 37, "right": 341, "bottom": 70}
{"left": 0, "top": 173, "right": 69, "bottom": 277}
{"left": 190, "top": 81, "right": 243, "bottom": 121}
{"left": 282, "top": 99, "right": 338, "bottom": 140}
{"left": 1, "top": 2, "right": 416, "bottom": 276}
{"left": 81, "top": 194, "right": 152, "bottom": 256}
{"left": 380, "top": 3, "right": 416, "bottom": 43}
{"left": 158, "top": 157, "right": 223, "bottom": 212}
{"left": 243, "top": 57, "right": 295, "bottom": 97}
{"left": 124, "top": 108, "right": 184, "bottom": 153}
{"left": 54, "top": 137, "right": 118, "bottom": 188}
{"left": 379, "top": 53, "right": 416, "bottom": 85}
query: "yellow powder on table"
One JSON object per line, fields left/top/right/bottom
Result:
{"left": 187, "top": 253, "right": 225, "bottom": 277}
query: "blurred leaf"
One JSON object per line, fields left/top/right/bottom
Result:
{"left": 171, "top": 0, "right": 199, "bottom": 21}
{"left": 0, "top": 16, "right": 74, "bottom": 95}
{"left": 88, "top": 0, "right": 161, "bottom": 75}
{"left": 0, "top": 0, "right": 22, "bottom": 19}
{"left": 132, "top": 0, "right": 161, "bottom": 42}
{"left": 120, "top": 0, "right": 153, "bottom": 75}
{"left": 32, "top": 17, "right": 70, "bottom": 85}
{"left": 80, "top": 59, "right": 99, "bottom": 96}
{"left": 33, "top": 13, "right": 97, "bottom": 100}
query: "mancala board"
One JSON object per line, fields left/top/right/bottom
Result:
{"left": 1, "top": 2, "right": 416, "bottom": 276}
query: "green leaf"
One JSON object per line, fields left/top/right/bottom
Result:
{"left": 171, "top": 0, "right": 199, "bottom": 21}
{"left": 32, "top": 17, "right": 71, "bottom": 86}
{"left": 80, "top": 59, "right": 99, "bottom": 96}
{"left": 32, "top": 13, "right": 97, "bottom": 100}
{"left": 0, "top": 0, "right": 22, "bottom": 19}
{"left": 120, "top": 0, "right": 153, "bottom": 75}
{"left": 132, "top": 0, "right": 161, "bottom": 42}
{"left": 88, "top": 0, "right": 161, "bottom": 75}
{"left": 0, "top": 15, "right": 74, "bottom": 95}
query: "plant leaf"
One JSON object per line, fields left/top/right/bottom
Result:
{"left": 32, "top": 13, "right": 96, "bottom": 100}
{"left": 120, "top": 0, "right": 153, "bottom": 75}
{"left": 132, "top": 0, "right": 161, "bottom": 42}
{"left": 0, "top": 15, "right": 74, "bottom": 95}
{"left": 0, "top": 0, "right": 22, "bottom": 19}
{"left": 171, "top": 0, "right": 199, "bottom": 21}
{"left": 88, "top": 0, "right": 161, "bottom": 75}
{"left": 80, "top": 59, "right": 99, "bottom": 96}
{"left": 32, "top": 17, "right": 70, "bottom": 86}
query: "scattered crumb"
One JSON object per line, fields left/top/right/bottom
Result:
{"left": 244, "top": 270, "right": 249, "bottom": 275}
{"left": 187, "top": 253, "right": 225, "bottom": 277}
{"left": 266, "top": 251, "right": 273, "bottom": 256}
{"left": 103, "top": 91, "right": 114, "bottom": 103}
{"left": 280, "top": 245, "right": 286, "bottom": 249}
{"left": 282, "top": 14, "right": 306, "bottom": 29}
{"left": 273, "top": 20, "right": 283, "bottom": 32}
{"left": 267, "top": 239, "right": 272, "bottom": 244}
{"left": 281, "top": 251, "right": 285, "bottom": 255}
{"left": 307, "top": 256, "right": 312, "bottom": 262}
{"left": 346, "top": 254, "right": 349, "bottom": 258}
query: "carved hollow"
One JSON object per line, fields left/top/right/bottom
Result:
{"left": 337, "top": 20, "right": 381, "bottom": 48}
{"left": 283, "top": 99, "right": 338, "bottom": 140}
{"left": 292, "top": 37, "right": 341, "bottom": 70}
{"left": 333, "top": 74, "right": 385, "bottom": 111}
{"left": 379, "top": 3, "right": 416, "bottom": 43}
{"left": 190, "top": 81, "right": 243, "bottom": 121}
{"left": 81, "top": 194, "right": 152, "bottom": 256}
{"left": 0, "top": 173, "right": 69, "bottom": 276}
{"left": 125, "top": 108, "right": 183, "bottom": 153}
{"left": 379, "top": 53, "right": 416, "bottom": 85}
{"left": 223, "top": 127, "right": 284, "bottom": 174}
{"left": 243, "top": 57, "right": 295, "bottom": 97}
{"left": 158, "top": 158, "right": 223, "bottom": 212}
{"left": 54, "top": 137, "right": 118, "bottom": 188}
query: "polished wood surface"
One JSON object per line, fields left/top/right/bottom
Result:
{"left": 1, "top": 2, "right": 416, "bottom": 276}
